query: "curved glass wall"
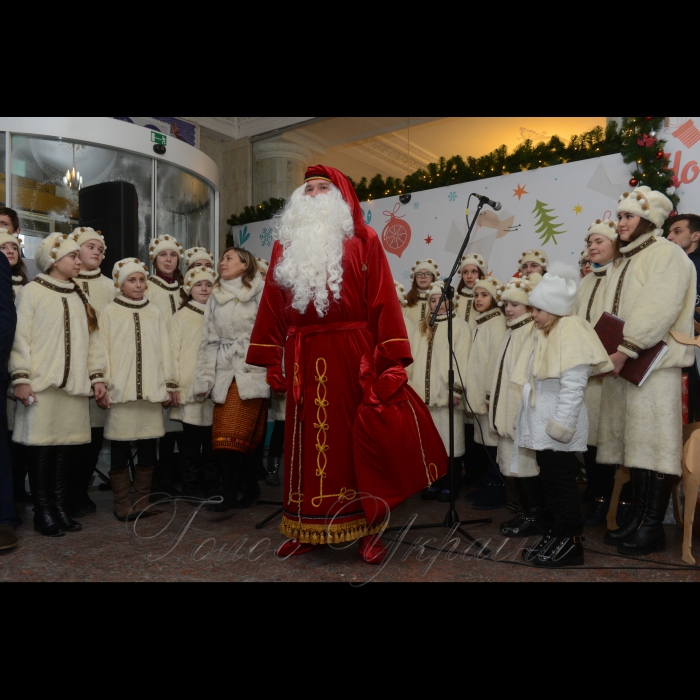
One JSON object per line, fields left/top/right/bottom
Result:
{"left": 0, "top": 134, "right": 5, "bottom": 206}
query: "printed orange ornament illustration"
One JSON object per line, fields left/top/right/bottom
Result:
{"left": 382, "top": 203, "right": 412, "bottom": 259}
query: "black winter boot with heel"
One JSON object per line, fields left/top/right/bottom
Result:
{"left": 533, "top": 518, "right": 585, "bottom": 568}
{"left": 207, "top": 455, "right": 240, "bottom": 513}
{"left": 604, "top": 468, "right": 650, "bottom": 546}
{"left": 52, "top": 448, "right": 82, "bottom": 533}
{"left": 29, "top": 449, "right": 65, "bottom": 538}
{"left": 237, "top": 454, "right": 262, "bottom": 509}
{"left": 501, "top": 476, "right": 545, "bottom": 538}
{"left": 617, "top": 472, "right": 674, "bottom": 556}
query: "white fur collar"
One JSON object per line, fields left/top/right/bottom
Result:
{"left": 37, "top": 273, "right": 75, "bottom": 290}
{"left": 115, "top": 294, "right": 149, "bottom": 308}
{"left": 213, "top": 274, "right": 263, "bottom": 305}
{"left": 12, "top": 275, "right": 23, "bottom": 285}
{"left": 620, "top": 230, "right": 660, "bottom": 255}
{"left": 76, "top": 269, "right": 102, "bottom": 280}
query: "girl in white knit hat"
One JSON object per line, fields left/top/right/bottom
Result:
{"left": 98, "top": 258, "right": 179, "bottom": 521}
{"left": 169, "top": 266, "right": 218, "bottom": 499}
{"left": 465, "top": 275, "right": 507, "bottom": 510}
{"left": 407, "top": 282, "right": 470, "bottom": 502}
{"left": 597, "top": 186, "right": 696, "bottom": 556}
{"left": 9, "top": 233, "right": 108, "bottom": 538}
{"left": 184, "top": 247, "right": 215, "bottom": 273}
{"left": 0, "top": 228, "right": 28, "bottom": 301}
{"left": 405, "top": 259, "right": 440, "bottom": 327}
{"left": 456, "top": 253, "right": 488, "bottom": 332}
{"left": 571, "top": 219, "right": 624, "bottom": 527}
{"left": 515, "top": 263, "right": 612, "bottom": 567}
{"left": 519, "top": 249, "right": 549, "bottom": 277}
{"left": 490, "top": 275, "right": 542, "bottom": 537}
{"left": 67, "top": 227, "right": 116, "bottom": 519}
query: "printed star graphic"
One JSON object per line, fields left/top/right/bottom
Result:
{"left": 514, "top": 184, "right": 529, "bottom": 200}
{"left": 425, "top": 236, "right": 434, "bottom": 245}
{"left": 573, "top": 204, "right": 583, "bottom": 215}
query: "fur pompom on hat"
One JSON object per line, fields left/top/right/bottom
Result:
{"left": 459, "top": 253, "right": 488, "bottom": 275}
{"left": 586, "top": 219, "right": 618, "bottom": 244}
{"left": 113, "top": 258, "right": 149, "bottom": 290}
{"left": 411, "top": 259, "right": 440, "bottom": 280}
{"left": 518, "top": 249, "right": 549, "bottom": 271}
{"left": 184, "top": 266, "right": 218, "bottom": 297}
{"left": 498, "top": 274, "right": 541, "bottom": 307}
{"left": 0, "top": 228, "right": 24, "bottom": 250}
{"left": 35, "top": 233, "right": 81, "bottom": 273}
{"left": 474, "top": 275, "right": 504, "bottom": 302}
{"left": 149, "top": 235, "right": 184, "bottom": 263}
{"left": 395, "top": 280, "right": 408, "bottom": 307}
{"left": 256, "top": 258, "right": 270, "bottom": 276}
{"left": 184, "top": 247, "right": 214, "bottom": 270}
{"left": 71, "top": 227, "right": 107, "bottom": 251}
{"left": 527, "top": 262, "right": 579, "bottom": 317}
{"left": 617, "top": 186, "right": 673, "bottom": 230}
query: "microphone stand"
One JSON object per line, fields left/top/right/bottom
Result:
{"left": 386, "top": 199, "right": 492, "bottom": 552}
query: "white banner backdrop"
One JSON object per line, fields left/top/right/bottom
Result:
{"left": 234, "top": 117, "right": 700, "bottom": 285}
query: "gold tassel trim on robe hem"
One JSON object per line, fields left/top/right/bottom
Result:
{"left": 279, "top": 515, "right": 388, "bottom": 546}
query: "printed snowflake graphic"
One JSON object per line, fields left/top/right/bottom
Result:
{"left": 260, "top": 228, "right": 273, "bottom": 247}
{"left": 402, "top": 270, "right": 412, "bottom": 281}
{"left": 448, "top": 192, "right": 458, "bottom": 202}
{"left": 413, "top": 202, "right": 420, "bottom": 210}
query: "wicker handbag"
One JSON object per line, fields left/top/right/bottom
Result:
{"left": 212, "top": 380, "right": 268, "bottom": 454}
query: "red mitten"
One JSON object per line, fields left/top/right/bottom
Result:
{"left": 266, "top": 366, "right": 286, "bottom": 394}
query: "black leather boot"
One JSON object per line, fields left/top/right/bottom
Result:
{"left": 604, "top": 468, "right": 650, "bottom": 546}
{"left": 266, "top": 457, "right": 282, "bottom": 486}
{"left": 181, "top": 455, "right": 203, "bottom": 499}
{"left": 501, "top": 476, "right": 545, "bottom": 538}
{"left": 28, "top": 448, "right": 65, "bottom": 538}
{"left": 618, "top": 472, "right": 675, "bottom": 556}
{"left": 237, "top": 454, "right": 262, "bottom": 509}
{"left": 52, "top": 447, "right": 82, "bottom": 533}
{"left": 207, "top": 454, "right": 240, "bottom": 513}
{"left": 534, "top": 533, "right": 585, "bottom": 568}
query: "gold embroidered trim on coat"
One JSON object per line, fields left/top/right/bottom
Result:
{"left": 476, "top": 310, "right": 502, "bottom": 325}
{"left": 166, "top": 382, "right": 178, "bottom": 390}
{"left": 622, "top": 340, "right": 642, "bottom": 355}
{"left": 250, "top": 342, "right": 284, "bottom": 349}
{"left": 114, "top": 298, "right": 150, "bottom": 310}
{"left": 279, "top": 515, "right": 386, "bottom": 546}
{"left": 586, "top": 278, "right": 603, "bottom": 323}
{"left": 510, "top": 317, "right": 534, "bottom": 332}
{"left": 186, "top": 302, "right": 204, "bottom": 316}
{"left": 59, "top": 298, "right": 71, "bottom": 389}
{"left": 82, "top": 282, "right": 89, "bottom": 295}
{"left": 76, "top": 273, "right": 101, "bottom": 280}
{"left": 12, "top": 373, "right": 29, "bottom": 381}
{"left": 380, "top": 338, "right": 409, "bottom": 345}
{"left": 492, "top": 336, "right": 512, "bottom": 434}
{"left": 613, "top": 261, "right": 632, "bottom": 317}
{"left": 425, "top": 331, "right": 436, "bottom": 405}
{"left": 149, "top": 276, "right": 180, "bottom": 292}
{"left": 169, "top": 295, "right": 177, "bottom": 315}
{"left": 134, "top": 313, "right": 143, "bottom": 400}
{"left": 90, "top": 373, "right": 104, "bottom": 381}
{"left": 623, "top": 236, "right": 657, "bottom": 259}
{"left": 35, "top": 277, "right": 75, "bottom": 295}
{"left": 594, "top": 270, "right": 607, "bottom": 278}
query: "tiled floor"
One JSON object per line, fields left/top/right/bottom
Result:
{"left": 2, "top": 478, "right": 699, "bottom": 582}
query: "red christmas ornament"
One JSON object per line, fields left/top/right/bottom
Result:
{"left": 645, "top": 117, "right": 653, "bottom": 121}
{"left": 629, "top": 178, "right": 639, "bottom": 187}
{"left": 381, "top": 203, "right": 412, "bottom": 259}
{"left": 655, "top": 150, "right": 665, "bottom": 160}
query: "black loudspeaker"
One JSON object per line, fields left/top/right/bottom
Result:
{"left": 79, "top": 182, "right": 139, "bottom": 278}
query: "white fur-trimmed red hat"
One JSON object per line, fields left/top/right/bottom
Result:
{"left": 411, "top": 259, "right": 440, "bottom": 281}
{"left": 113, "top": 258, "right": 149, "bottom": 290}
{"left": 149, "top": 235, "right": 184, "bottom": 263}
{"left": 617, "top": 186, "right": 673, "bottom": 230}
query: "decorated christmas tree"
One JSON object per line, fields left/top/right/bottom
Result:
{"left": 533, "top": 200, "right": 566, "bottom": 245}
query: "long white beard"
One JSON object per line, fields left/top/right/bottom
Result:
{"left": 274, "top": 184, "right": 355, "bottom": 318}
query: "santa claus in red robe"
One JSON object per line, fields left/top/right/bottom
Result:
{"left": 247, "top": 165, "right": 447, "bottom": 565}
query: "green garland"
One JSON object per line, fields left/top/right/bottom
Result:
{"left": 227, "top": 119, "right": 680, "bottom": 228}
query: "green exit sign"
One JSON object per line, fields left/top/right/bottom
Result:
{"left": 151, "top": 132, "right": 168, "bottom": 146}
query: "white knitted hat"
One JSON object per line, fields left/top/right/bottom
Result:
{"left": 184, "top": 247, "right": 214, "bottom": 270}
{"left": 113, "top": 258, "right": 150, "bottom": 290}
{"left": 256, "top": 258, "right": 270, "bottom": 276}
{"left": 586, "top": 219, "right": 618, "bottom": 244}
{"left": 184, "top": 266, "right": 218, "bottom": 296}
{"left": 411, "top": 259, "right": 440, "bottom": 280}
{"left": 474, "top": 275, "right": 504, "bottom": 302}
{"left": 617, "top": 186, "right": 673, "bottom": 230}
{"left": 0, "top": 228, "right": 24, "bottom": 250}
{"left": 498, "top": 274, "right": 541, "bottom": 307}
{"left": 149, "top": 235, "right": 184, "bottom": 263}
{"left": 518, "top": 249, "right": 549, "bottom": 271}
{"left": 395, "top": 281, "right": 408, "bottom": 307}
{"left": 459, "top": 253, "right": 488, "bottom": 275}
{"left": 71, "top": 227, "right": 107, "bottom": 251}
{"left": 35, "top": 233, "right": 81, "bottom": 273}
{"left": 528, "top": 262, "right": 579, "bottom": 317}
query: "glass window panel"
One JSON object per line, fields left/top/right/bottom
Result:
{"left": 0, "top": 133, "right": 5, "bottom": 206}
{"left": 157, "top": 161, "right": 214, "bottom": 257}
{"left": 11, "top": 135, "right": 153, "bottom": 260}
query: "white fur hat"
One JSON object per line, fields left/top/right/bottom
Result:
{"left": 256, "top": 258, "right": 270, "bottom": 276}
{"left": 184, "top": 266, "right": 218, "bottom": 297}
{"left": 395, "top": 280, "right": 408, "bottom": 307}
{"left": 475, "top": 275, "right": 504, "bottom": 302}
{"left": 519, "top": 249, "right": 549, "bottom": 271}
{"left": 411, "top": 259, "right": 440, "bottom": 281}
{"left": 0, "top": 228, "right": 24, "bottom": 250}
{"left": 586, "top": 219, "right": 618, "bottom": 243}
{"left": 113, "top": 258, "right": 150, "bottom": 290}
{"left": 71, "top": 227, "right": 107, "bottom": 251}
{"left": 35, "top": 233, "right": 81, "bottom": 273}
{"left": 617, "top": 186, "right": 673, "bottom": 230}
{"left": 498, "top": 274, "right": 541, "bottom": 307}
{"left": 149, "top": 235, "right": 184, "bottom": 263}
{"left": 460, "top": 253, "right": 488, "bottom": 275}
{"left": 184, "top": 247, "right": 214, "bottom": 270}
{"left": 528, "top": 262, "right": 579, "bottom": 317}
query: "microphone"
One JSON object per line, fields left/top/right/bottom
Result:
{"left": 472, "top": 194, "right": 502, "bottom": 211}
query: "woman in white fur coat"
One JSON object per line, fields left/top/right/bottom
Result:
{"left": 490, "top": 275, "right": 541, "bottom": 537}
{"left": 465, "top": 275, "right": 507, "bottom": 511}
{"left": 169, "top": 266, "right": 218, "bottom": 498}
{"left": 598, "top": 187, "right": 696, "bottom": 556}
{"left": 408, "top": 282, "right": 470, "bottom": 503}
{"left": 67, "top": 227, "right": 116, "bottom": 519}
{"left": 515, "top": 265, "right": 612, "bottom": 568}
{"left": 194, "top": 248, "right": 269, "bottom": 512}
{"left": 10, "top": 233, "right": 108, "bottom": 538}
{"left": 571, "top": 219, "right": 623, "bottom": 527}
{"left": 99, "top": 258, "right": 179, "bottom": 521}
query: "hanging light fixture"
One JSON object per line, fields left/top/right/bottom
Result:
{"left": 63, "top": 144, "right": 83, "bottom": 190}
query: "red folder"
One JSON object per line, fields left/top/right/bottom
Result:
{"left": 594, "top": 312, "right": 668, "bottom": 387}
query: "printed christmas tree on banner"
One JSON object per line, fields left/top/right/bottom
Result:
{"left": 533, "top": 200, "right": 566, "bottom": 245}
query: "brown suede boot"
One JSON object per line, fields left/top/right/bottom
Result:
{"left": 109, "top": 469, "right": 134, "bottom": 522}
{"left": 133, "top": 467, "right": 155, "bottom": 517}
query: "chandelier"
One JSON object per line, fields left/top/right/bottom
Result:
{"left": 63, "top": 144, "right": 83, "bottom": 190}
